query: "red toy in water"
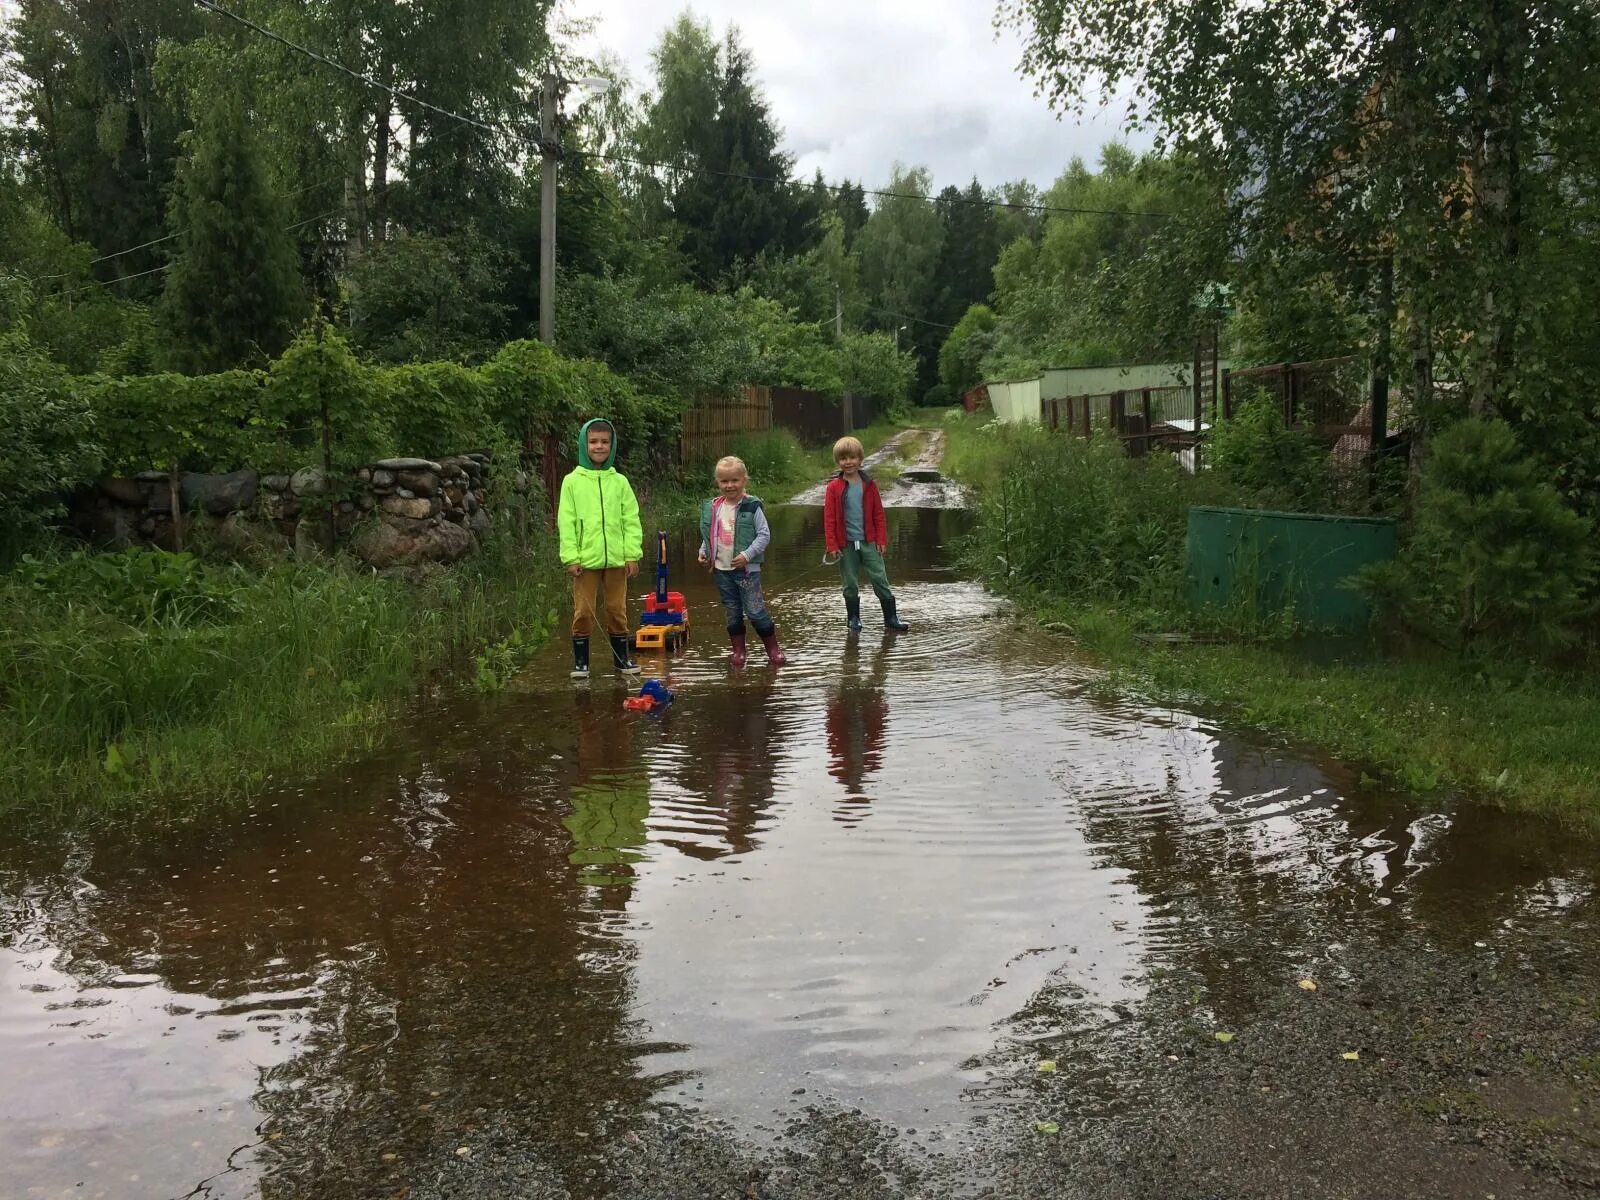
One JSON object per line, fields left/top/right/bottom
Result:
{"left": 622, "top": 678, "right": 674, "bottom": 712}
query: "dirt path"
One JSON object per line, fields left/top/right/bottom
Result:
{"left": 790, "top": 426, "right": 969, "bottom": 509}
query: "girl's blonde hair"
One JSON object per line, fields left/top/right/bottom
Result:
{"left": 833, "top": 436, "right": 864, "bottom": 461}
{"left": 714, "top": 455, "right": 748, "bottom": 479}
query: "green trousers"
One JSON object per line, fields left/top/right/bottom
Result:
{"left": 838, "top": 544, "right": 895, "bottom": 602}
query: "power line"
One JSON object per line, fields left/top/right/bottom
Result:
{"left": 191, "top": 0, "right": 503, "bottom": 137}
{"left": 868, "top": 306, "right": 957, "bottom": 332}
{"left": 26, "top": 176, "right": 345, "bottom": 284}
{"left": 45, "top": 209, "right": 345, "bottom": 298}
{"left": 192, "top": 0, "right": 1174, "bottom": 224}
{"left": 579, "top": 149, "right": 1175, "bottom": 220}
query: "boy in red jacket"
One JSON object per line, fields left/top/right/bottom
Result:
{"left": 822, "top": 436, "right": 910, "bottom": 633}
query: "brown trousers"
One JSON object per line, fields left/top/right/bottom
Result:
{"left": 571, "top": 567, "right": 630, "bottom": 637}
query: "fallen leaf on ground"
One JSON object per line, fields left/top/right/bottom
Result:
{"left": 1342, "top": 1051, "right": 1360, "bottom": 1061}
{"left": 1214, "top": 1032, "right": 1235, "bottom": 1044}
{"left": 455, "top": 1147, "right": 472, "bottom": 1157}
{"left": 1037, "top": 1060, "right": 1058, "bottom": 1074}
{"left": 1034, "top": 1121, "right": 1060, "bottom": 1135}
{"left": 1298, "top": 979, "right": 1318, "bottom": 991}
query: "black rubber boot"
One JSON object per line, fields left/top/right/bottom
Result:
{"left": 608, "top": 633, "right": 641, "bottom": 675}
{"left": 570, "top": 637, "right": 590, "bottom": 679}
{"left": 845, "top": 595, "right": 862, "bottom": 633}
{"left": 881, "top": 597, "right": 910, "bottom": 632}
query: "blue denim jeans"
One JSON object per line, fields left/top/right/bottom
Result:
{"left": 714, "top": 568, "right": 775, "bottom": 637}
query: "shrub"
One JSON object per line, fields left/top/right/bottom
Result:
{"left": 1207, "top": 391, "right": 1332, "bottom": 512}
{"left": 973, "top": 425, "right": 1193, "bottom": 610}
{"left": 1361, "top": 418, "right": 1594, "bottom": 650}
{"left": 0, "top": 331, "right": 103, "bottom": 562}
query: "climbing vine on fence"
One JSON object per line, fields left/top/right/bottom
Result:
{"left": 57, "top": 321, "right": 682, "bottom": 481}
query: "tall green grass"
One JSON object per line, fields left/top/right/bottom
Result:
{"left": 0, "top": 533, "right": 559, "bottom": 827}
{"left": 957, "top": 421, "right": 1220, "bottom": 620}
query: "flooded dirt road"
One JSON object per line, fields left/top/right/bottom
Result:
{"left": 3, "top": 500, "right": 1598, "bottom": 1199}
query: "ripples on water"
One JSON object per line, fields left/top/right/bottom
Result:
{"left": 2, "top": 504, "right": 1597, "bottom": 1198}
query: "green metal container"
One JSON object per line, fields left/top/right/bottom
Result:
{"left": 1186, "top": 506, "right": 1398, "bottom": 631}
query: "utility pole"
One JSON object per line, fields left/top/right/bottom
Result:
{"left": 538, "top": 71, "right": 558, "bottom": 345}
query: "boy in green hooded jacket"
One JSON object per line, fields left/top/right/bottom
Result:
{"left": 557, "top": 418, "right": 643, "bottom": 678}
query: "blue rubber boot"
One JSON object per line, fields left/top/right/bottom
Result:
{"left": 845, "top": 595, "right": 862, "bottom": 633}
{"left": 881, "top": 597, "right": 910, "bottom": 632}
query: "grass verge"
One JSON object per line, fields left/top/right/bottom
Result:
{"left": 0, "top": 531, "right": 561, "bottom": 829}
{"left": 938, "top": 410, "right": 1600, "bottom": 834}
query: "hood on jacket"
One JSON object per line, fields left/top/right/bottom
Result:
{"left": 577, "top": 418, "right": 618, "bottom": 470}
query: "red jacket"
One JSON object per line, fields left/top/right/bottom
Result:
{"left": 823, "top": 473, "right": 887, "bottom": 554}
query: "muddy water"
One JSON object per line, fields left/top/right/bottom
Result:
{"left": 3, "top": 504, "right": 1598, "bottom": 1199}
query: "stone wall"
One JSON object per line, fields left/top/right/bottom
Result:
{"left": 72, "top": 452, "right": 511, "bottom": 569}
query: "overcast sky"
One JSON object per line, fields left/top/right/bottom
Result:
{"left": 567, "top": 0, "right": 1146, "bottom": 194}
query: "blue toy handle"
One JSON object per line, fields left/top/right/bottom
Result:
{"left": 655, "top": 530, "right": 669, "bottom": 604}
{"left": 640, "top": 678, "right": 673, "bottom": 705}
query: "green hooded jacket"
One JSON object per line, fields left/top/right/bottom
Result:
{"left": 558, "top": 418, "right": 643, "bottom": 569}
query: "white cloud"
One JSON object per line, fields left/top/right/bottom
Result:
{"left": 567, "top": 0, "right": 1148, "bottom": 193}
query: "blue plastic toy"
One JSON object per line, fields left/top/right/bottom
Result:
{"left": 623, "top": 677, "right": 674, "bottom": 712}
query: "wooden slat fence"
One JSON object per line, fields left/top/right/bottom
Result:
{"left": 679, "top": 386, "right": 773, "bottom": 465}
{"left": 769, "top": 387, "right": 879, "bottom": 445}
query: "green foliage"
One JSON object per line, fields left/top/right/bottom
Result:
{"left": 982, "top": 148, "right": 1219, "bottom": 377}
{"left": 13, "top": 548, "right": 240, "bottom": 626}
{"left": 1207, "top": 394, "right": 1333, "bottom": 513}
{"left": 640, "top": 17, "right": 816, "bottom": 283}
{"left": 971, "top": 424, "right": 1196, "bottom": 610}
{"left": 473, "top": 626, "right": 535, "bottom": 692}
{"left": 560, "top": 274, "right": 914, "bottom": 411}
{"left": 684, "top": 428, "right": 808, "bottom": 486}
{"left": 0, "top": 329, "right": 105, "bottom": 561}
{"left": 0, "top": 200, "right": 152, "bottom": 373}
{"left": 939, "top": 303, "right": 999, "bottom": 393}
{"left": 0, "top": 526, "right": 562, "bottom": 825}
{"left": 158, "top": 92, "right": 308, "bottom": 373}
{"left": 61, "top": 323, "right": 658, "bottom": 485}
{"left": 840, "top": 330, "right": 914, "bottom": 414}
{"left": 82, "top": 368, "right": 273, "bottom": 474}
{"left": 347, "top": 229, "right": 511, "bottom": 364}
{"left": 1362, "top": 419, "right": 1595, "bottom": 650}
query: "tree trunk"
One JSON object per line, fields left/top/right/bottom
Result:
{"left": 372, "top": 97, "right": 391, "bottom": 244}
{"left": 1468, "top": 0, "right": 1525, "bottom": 419}
{"left": 36, "top": 68, "right": 77, "bottom": 239}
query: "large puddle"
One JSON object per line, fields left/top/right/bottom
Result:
{"left": 3, "top": 503, "right": 1597, "bottom": 1198}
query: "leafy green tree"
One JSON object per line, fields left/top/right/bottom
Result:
{"left": 347, "top": 229, "right": 511, "bottom": 364}
{"left": 158, "top": 93, "right": 307, "bottom": 373}
{"left": 982, "top": 147, "right": 1215, "bottom": 375}
{"left": 856, "top": 165, "right": 944, "bottom": 387}
{"left": 1001, "top": 0, "right": 1600, "bottom": 462}
{"left": 938, "top": 303, "right": 998, "bottom": 394}
{"left": 7, "top": 0, "right": 198, "bottom": 279}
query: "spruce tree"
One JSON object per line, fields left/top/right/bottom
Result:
{"left": 159, "top": 93, "right": 306, "bottom": 373}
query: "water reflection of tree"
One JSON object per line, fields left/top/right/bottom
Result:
{"left": 827, "top": 635, "right": 892, "bottom": 827}
{"left": 565, "top": 689, "right": 651, "bottom": 888}
{"left": 0, "top": 701, "right": 670, "bottom": 1198}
